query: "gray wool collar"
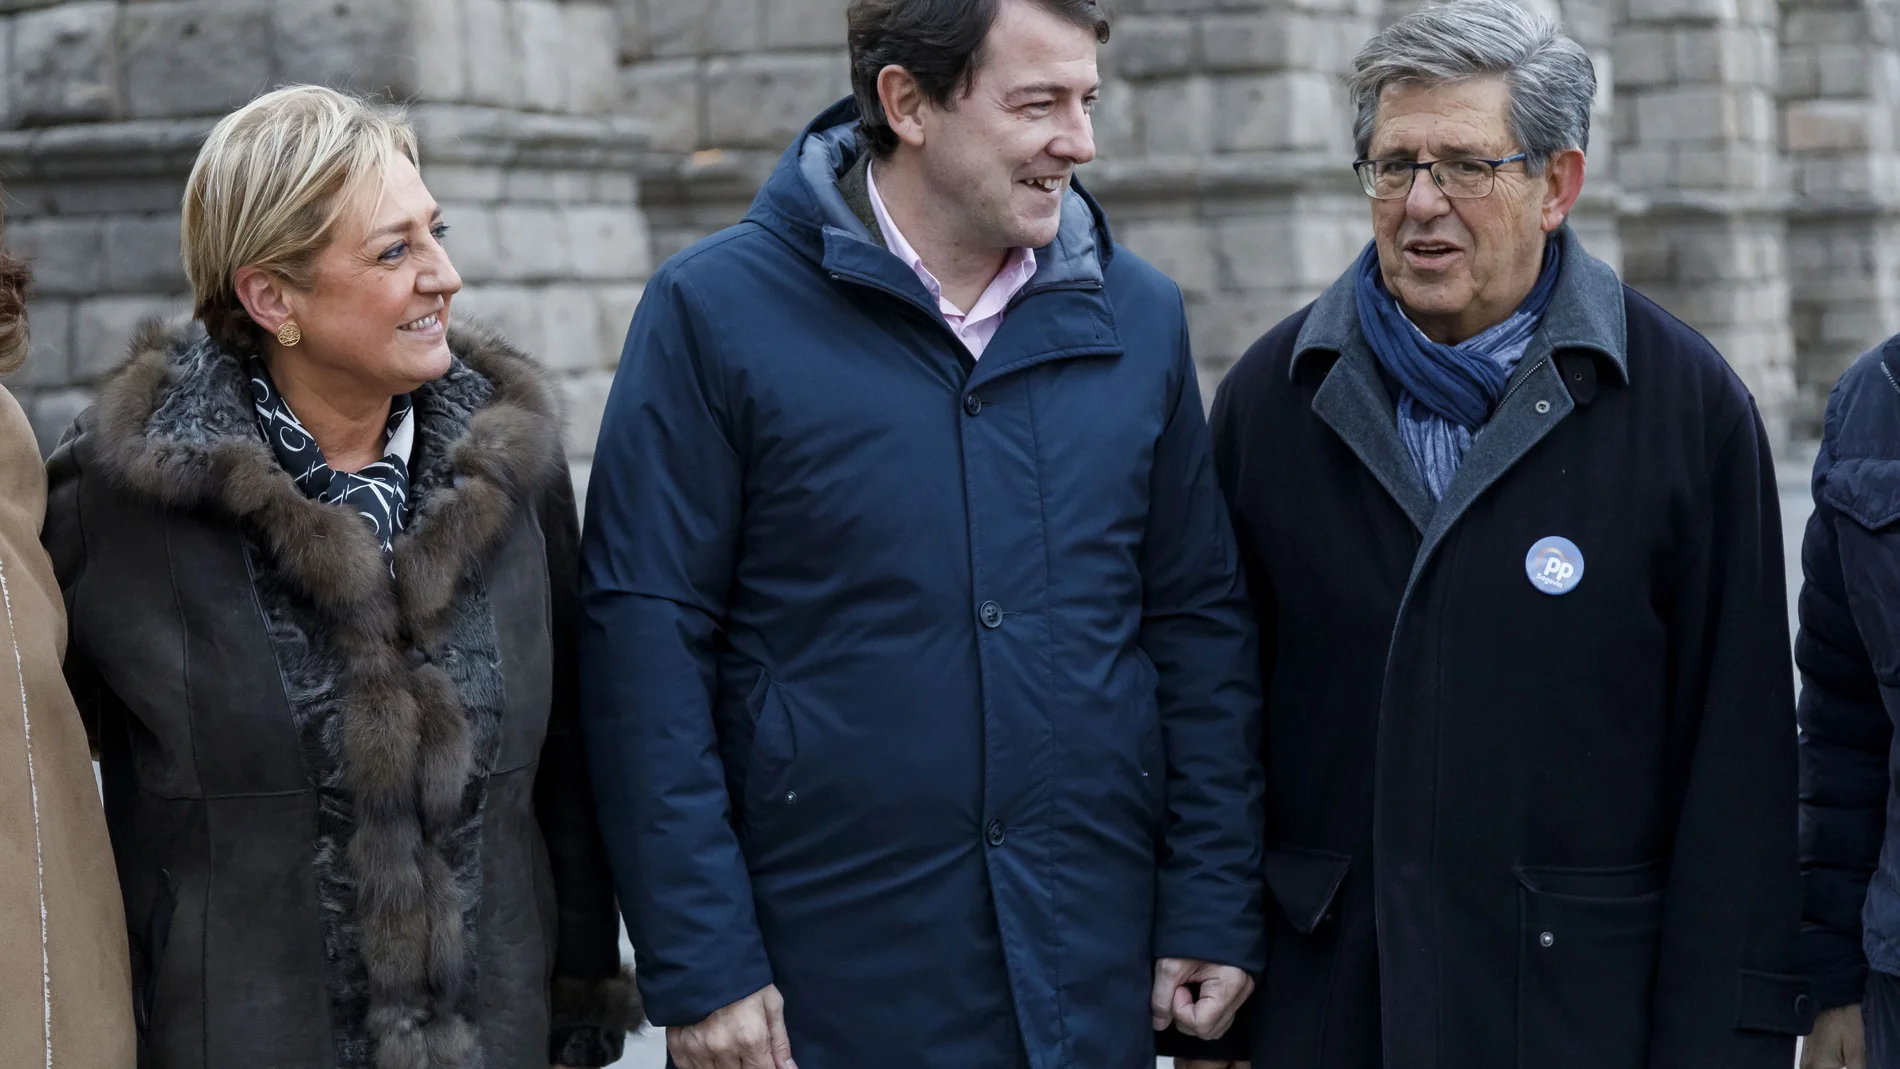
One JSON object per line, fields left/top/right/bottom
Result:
{"left": 1290, "top": 224, "right": 1628, "bottom": 383}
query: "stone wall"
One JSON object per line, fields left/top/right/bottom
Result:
{"left": 6, "top": 0, "right": 1899, "bottom": 458}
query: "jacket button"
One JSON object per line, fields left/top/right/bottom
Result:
{"left": 986, "top": 820, "right": 1006, "bottom": 846}
{"left": 1795, "top": 993, "right": 1813, "bottom": 1018}
{"left": 1538, "top": 931, "right": 1555, "bottom": 948}
{"left": 979, "top": 601, "right": 1004, "bottom": 628}
{"left": 964, "top": 394, "right": 983, "bottom": 417}
{"left": 1535, "top": 399, "right": 1551, "bottom": 414}
{"left": 784, "top": 790, "right": 797, "bottom": 804}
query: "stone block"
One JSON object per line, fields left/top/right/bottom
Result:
{"left": 763, "top": 0, "right": 849, "bottom": 50}
{"left": 1197, "top": 11, "right": 1309, "bottom": 73}
{"left": 560, "top": 369, "right": 615, "bottom": 460}
{"left": 1116, "top": 220, "right": 1214, "bottom": 295}
{"left": 1215, "top": 214, "right": 1360, "bottom": 292}
{"left": 493, "top": 205, "right": 572, "bottom": 281}
{"left": 1136, "top": 76, "right": 1214, "bottom": 155}
{"left": 1558, "top": 0, "right": 1614, "bottom": 50}
{"left": 517, "top": 0, "right": 568, "bottom": 113}
{"left": 1612, "top": 26, "right": 1673, "bottom": 87}
{"left": 455, "top": 284, "right": 542, "bottom": 353}
{"left": 1186, "top": 292, "right": 1305, "bottom": 362}
{"left": 1622, "top": 0, "right": 1738, "bottom": 25}
{"left": 1671, "top": 25, "right": 1773, "bottom": 88}
{"left": 567, "top": 206, "right": 652, "bottom": 280}
{"left": 1213, "top": 72, "right": 1337, "bottom": 153}
{"left": 1673, "top": 143, "right": 1776, "bottom": 192}
{"left": 705, "top": 54, "right": 848, "bottom": 150}
{"left": 410, "top": 0, "right": 470, "bottom": 101}
{"left": 72, "top": 296, "right": 184, "bottom": 382}
{"left": 1779, "top": 45, "right": 1821, "bottom": 100}
{"left": 12, "top": 2, "right": 120, "bottom": 124}
{"left": 617, "top": 0, "right": 646, "bottom": 59}
{"left": 103, "top": 217, "right": 187, "bottom": 294}
{"left": 122, "top": 3, "right": 271, "bottom": 120}
{"left": 1614, "top": 145, "right": 1672, "bottom": 191}
{"left": 7, "top": 216, "right": 106, "bottom": 297}
{"left": 13, "top": 297, "right": 73, "bottom": 389}
{"left": 594, "top": 282, "right": 644, "bottom": 367}
{"left": 1785, "top": 100, "right": 1881, "bottom": 154}
{"left": 1784, "top": 9, "right": 1873, "bottom": 48}
{"left": 1633, "top": 86, "right": 1746, "bottom": 144}
{"left": 646, "top": 0, "right": 759, "bottom": 57}
{"left": 1089, "top": 76, "right": 1140, "bottom": 157}
{"left": 1816, "top": 42, "right": 1881, "bottom": 97}
{"left": 422, "top": 164, "right": 505, "bottom": 203}
{"left": 623, "top": 59, "right": 703, "bottom": 153}
{"left": 0, "top": 18, "right": 14, "bottom": 128}
{"left": 438, "top": 202, "right": 503, "bottom": 282}
{"left": 563, "top": 3, "right": 622, "bottom": 114}
{"left": 463, "top": 0, "right": 524, "bottom": 108}
{"left": 271, "top": 0, "right": 410, "bottom": 99}
{"left": 1109, "top": 16, "right": 1196, "bottom": 78}
{"left": 534, "top": 285, "right": 605, "bottom": 371}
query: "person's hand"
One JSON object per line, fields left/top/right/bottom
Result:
{"left": 1801, "top": 1004, "right": 1866, "bottom": 1069}
{"left": 1152, "top": 957, "right": 1254, "bottom": 1040}
{"left": 666, "top": 984, "right": 796, "bottom": 1069}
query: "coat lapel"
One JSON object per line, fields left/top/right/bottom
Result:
{"left": 1295, "top": 273, "right": 1434, "bottom": 532}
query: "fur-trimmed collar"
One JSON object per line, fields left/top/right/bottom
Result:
{"left": 87, "top": 319, "right": 565, "bottom": 640}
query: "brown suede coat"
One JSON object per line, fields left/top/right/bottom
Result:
{"left": 0, "top": 383, "right": 135, "bottom": 1068}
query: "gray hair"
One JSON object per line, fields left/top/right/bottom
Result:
{"left": 1349, "top": 0, "right": 1596, "bottom": 173}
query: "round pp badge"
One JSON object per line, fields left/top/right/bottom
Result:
{"left": 1525, "top": 536, "right": 1585, "bottom": 596}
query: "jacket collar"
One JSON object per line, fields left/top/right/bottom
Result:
{"left": 744, "top": 97, "right": 1123, "bottom": 387}
{"left": 1290, "top": 224, "right": 1628, "bottom": 383}
{"left": 746, "top": 97, "right": 1115, "bottom": 303}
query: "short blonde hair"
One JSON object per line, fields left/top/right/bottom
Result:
{"left": 182, "top": 85, "right": 418, "bottom": 351}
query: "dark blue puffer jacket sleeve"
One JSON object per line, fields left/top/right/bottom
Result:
{"left": 1141, "top": 294, "right": 1267, "bottom": 973}
{"left": 1796, "top": 390, "right": 1894, "bottom": 1012}
{"left": 578, "top": 264, "right": 774, "bottom": 1026}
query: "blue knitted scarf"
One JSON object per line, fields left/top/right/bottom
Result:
{"left": 1353, "top": 238, "right": 1562, "bottom": 501}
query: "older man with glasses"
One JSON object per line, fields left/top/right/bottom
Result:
{"left": 1162, "top": 2, "right": 1811, "bottom": 1068}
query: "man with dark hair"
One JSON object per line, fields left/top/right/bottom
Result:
{"left": 578, "top": 0, "right": 1266, "bottom": 1066}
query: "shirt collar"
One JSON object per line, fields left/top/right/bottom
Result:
{"left": 865, "top": 160, "right": 1038, "bottom": 318}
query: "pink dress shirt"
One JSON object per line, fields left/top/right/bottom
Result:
{"left": 866, "top": 163, "right": 1038, "bottom": 360}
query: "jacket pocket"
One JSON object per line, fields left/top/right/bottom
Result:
{"left": 1821, "top": 458, "right": 1900, "bottom": 681}
{"left": 134, "top": 868, "right": 176, "bottom": 1039}
{"left": 1263, "top": 845, "right": 1352, "bottom": 935}
{"left": 1516, "top": 860, "right": 1666, "bottom": 1069}
{"left": 743, "top": 672, "right": 799, "bottom": 821}
{"left": 1822, "top": 457, "right": 1900, "bottom": 530}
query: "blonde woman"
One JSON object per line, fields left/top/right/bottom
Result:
{"left": 0, "top": 224, "right": 135, "bottom": 1065}
{"left": 42, "top": 86, "right": 639, "bottom": 1069}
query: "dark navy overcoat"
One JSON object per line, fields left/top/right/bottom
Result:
{"left": 577, "top": 99, "right": 1265, "bottom": 1069}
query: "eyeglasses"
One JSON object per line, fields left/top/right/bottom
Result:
{"left": 1352, "top": 153, "right": 1530, "bottom": 200}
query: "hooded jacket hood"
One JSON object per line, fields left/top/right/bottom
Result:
{"left": 742, "top": 97, "right": 1116, "bottom": 292}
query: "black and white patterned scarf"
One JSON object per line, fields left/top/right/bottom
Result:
{"left": 246, "top": 356, "right": 415, "bottom": 564}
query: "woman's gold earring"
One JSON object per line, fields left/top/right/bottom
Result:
{"left": 275, "top": 321, "right": 302, "bottom": 347}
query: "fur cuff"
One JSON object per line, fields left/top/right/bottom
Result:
{"left": 552, "top": 965, "right": 644, "bottom": 1034}
{"left": 549, "top": 966, "right": 642, "bottom": 1068}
